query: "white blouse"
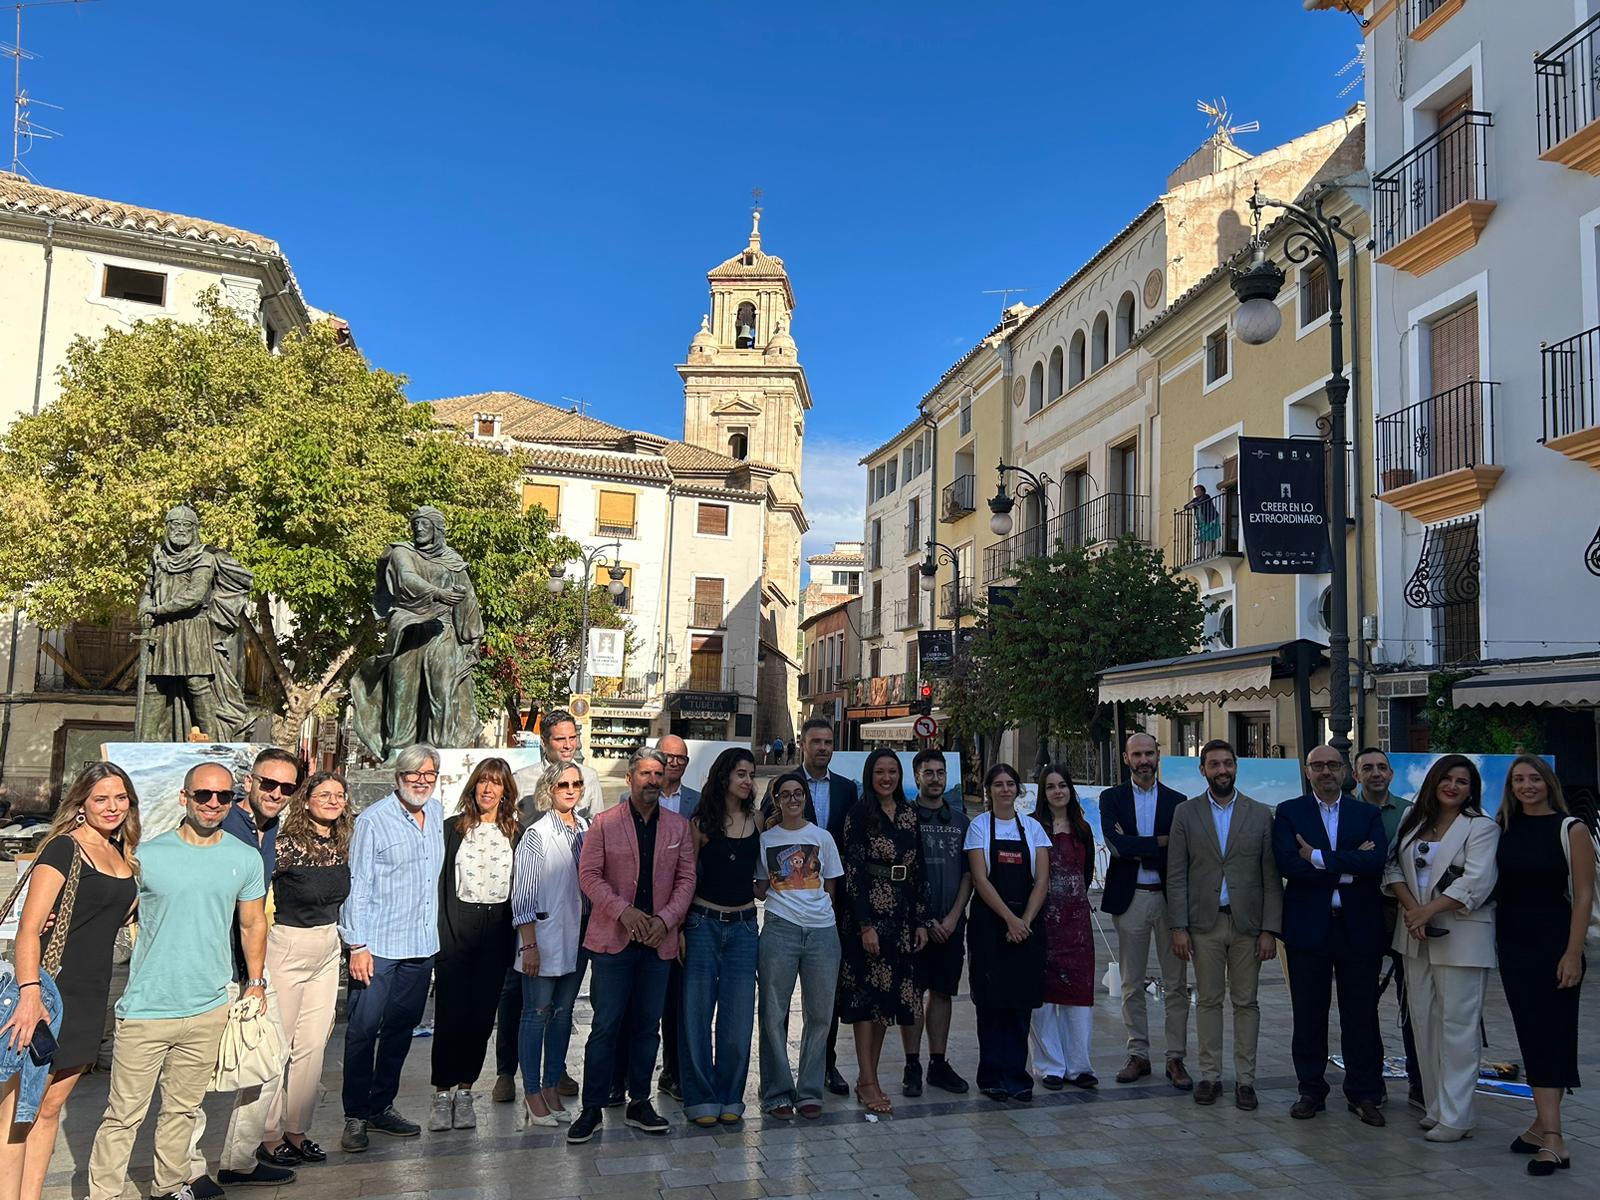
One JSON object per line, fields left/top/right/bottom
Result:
{"left": 455, "top": 820, "right": 514, "bottom": 904}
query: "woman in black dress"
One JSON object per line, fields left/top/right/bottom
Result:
{"left": 838, "top": 749, "right": 928, "bottom": 1116}
{"left": 0, "top": 762, "right": 139, "bottom": 1200}
{"left": 964, "top": 763, "right": 1050, "bottom": 1102}
{"left": 1496, "top": 753, "right": 1594, "bottom": 1177}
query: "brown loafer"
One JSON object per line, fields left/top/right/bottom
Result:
{"left": 1115, "top": 1055, "right": 1151, "bottom": 1084}
{"left": 1166, "top": 1058, "right": 1194, "bottom": 1091}
{"left": 1290, "top": 1094, "right": 1326, "bottom": 1119}
{"left": 1193, "top": 1080, "right": 1221, "bottom": 1105}
{"left": 1235, "top": 1084, "right": 1258, "bottom": 1111}
{"left": 1349, "top": 1100, "right": 1386, "bottom": 1128}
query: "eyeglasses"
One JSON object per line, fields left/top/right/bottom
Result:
{"left": 400, "top": 771, "right": 440, "bottom": 783}
{"left": 310, "top": 790, "right": 347, "bottom": 804}
{"left": 253, "top": 775, "right": 298, "bottom": 795}
{"left": 663, "top": 754, "right": 689, "bottom": 765}
{"left": 188, "top": 789, "right": 233, "bottom": 807}
{"left": 776, "top": 789, "right": 807, "bottom": 802}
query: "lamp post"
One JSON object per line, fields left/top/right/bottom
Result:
{"left": 1230, "top": 181, "right": 1357, "bottom": 766}
{"left": 546, "top": 540, "right": 625, "bottom": 694}
{"left": 987, "top": 460, "right": 1055, "bottom": 559}
{"left": 918, "top": 539, "right": 961, "bottom": 629}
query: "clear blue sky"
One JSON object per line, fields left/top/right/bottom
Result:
{"left": 20, "top": 0, "right": 1365, "bottom": 553}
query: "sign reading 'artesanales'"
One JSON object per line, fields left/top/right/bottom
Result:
{"left": 1238, "top": 436, "right": 1333, "bottom": 574}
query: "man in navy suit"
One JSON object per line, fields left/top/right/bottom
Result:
{"left": 1099, "top": 733, "right": 1193, "bottom": 1090}
{"left": 1272, "top": 744, "right": 1389, "bottom": 1127}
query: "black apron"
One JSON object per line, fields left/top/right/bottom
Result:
{"left": 968, "top": 822, "right": 1046, "bottom": 1010}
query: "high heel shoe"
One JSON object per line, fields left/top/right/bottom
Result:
{"left": 1528, "top": 1148, "right": 1571, "bottom": 1177}
{"left": 519, "top": 1102, "right": 558, "bottom": 1129}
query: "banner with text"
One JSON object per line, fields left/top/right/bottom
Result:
{"left": 1238, "top": 436, "right": 1333, "bottom": 574}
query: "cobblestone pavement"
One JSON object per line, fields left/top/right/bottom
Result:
{"left": 37, "top": 931, "right": 1600, "bottom": 1199}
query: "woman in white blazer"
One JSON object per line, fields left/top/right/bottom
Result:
{"left": 1382, "top": 754, "right": 1500, "bottom": 1143}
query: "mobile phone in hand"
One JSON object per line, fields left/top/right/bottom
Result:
{"left": 27, "top": 1022, "right": 57, "bottom": 1067}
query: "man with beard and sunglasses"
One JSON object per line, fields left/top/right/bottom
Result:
{"left": 89, "top": 762, "right": 269, "bottom": 1200}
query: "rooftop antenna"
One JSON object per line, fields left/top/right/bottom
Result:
{"left": 560, "top": 395, "right": 591, "bottom": 418}
{"left": 1335, "top": 43, "right": 1367, "bottom": 99}
{"left": 1197, "top": 97, "right": 1259, "bottom": 147}
{"left": 981, "top": 287, "right": 1031, "bottom": 318}
{"left": 3, "top": 0, "right": 95, "bottom": 180}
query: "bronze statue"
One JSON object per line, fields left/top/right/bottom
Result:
{"left": 350, "top": 506, "right": 485, "bottom": 762}
{"left": 135, "top": 504, "right": 255, "bottom": 741}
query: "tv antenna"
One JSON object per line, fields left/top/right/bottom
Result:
{"left": 981, "top": 287, "right": 1031, "bottom": 317}
{"left": 3, "top": 0, "right": 96, "bottom": 180}
{"left": 1335, "top": 43, "right": 1367, "bottom": 99}
{"left": 561, "top": 395, "right": 591, "bottom": 418}
{"left": 1197, "top": 97, "right": 1259, "bottom": 147}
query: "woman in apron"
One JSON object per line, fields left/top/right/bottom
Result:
{"left": 964, "top": 763, "right": 1051, "bottom": 1101}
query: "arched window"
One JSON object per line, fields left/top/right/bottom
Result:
{"left": 1047, "top": 347, "right": 1064, "bottom": 400}
{"left": 735, "top": 301, "right": 757, "bottom": 349}
{"left": 1091, "top": 313, "right": 1110, "bottom": 372}
{"left": 728, "top": 428, "right": 748, "bottom": 460}
{"left": 1115, "top": 291, "right": 1137, "bottom": 354}
{"left": 1068, "top": 331, "right": 1086, "bottom": 388}
{"left": 1028, "top": 361, "right": 1045, "bottom": 414}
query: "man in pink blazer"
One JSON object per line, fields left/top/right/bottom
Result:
{"left": 567, "top": 747, "right": 696, "bottom": 1143}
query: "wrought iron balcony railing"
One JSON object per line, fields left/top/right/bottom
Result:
{"left": 940, "top": 474, "right": 976, "bottom": 522}
{"left": 1172, "top": 489, "right": 1242, "bottom": 569}
{"left": 1374, "top": 110, "right": 1493, "bottom": 254}
{"left": 1536, "top": 12, "right": 1600, "bottom": 155}
{"left": 1376, "top": 381, "right": 1498, "bottom": 490}
{"left": 1542, "top": 325, "right": 1600, "bottom": 443}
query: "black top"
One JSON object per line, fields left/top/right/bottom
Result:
{"left": 1495, "top": 813, "right": 1572, "bottom": 926}
{"left": 272, "top": 833, "right": 351, "bottom": 928}
{"left": 696, "top": 829, "right": 758, "bottom": 907}
{"left": 629, "top": 800, "right": 658, "bottom": 914}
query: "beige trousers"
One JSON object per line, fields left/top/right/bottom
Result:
{"left": 263, "top": 922, "right": 342, "bottom": 1138}
{"left": 88, "top": 1003, "right": 230, "bottom": 1200}
{"left": 1113, "top": 888, "right": 1189, "bottom": 1060}
{"left": 1190, "top": 911, "right": 1263, "bottom": 1086}
{"left": 1407, "top": 954, "right": 1488, "bottom": 1132}
{"left": 186, "top": 981, "right": 288, "bottom": 1175}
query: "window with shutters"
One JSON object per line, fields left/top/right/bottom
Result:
{"left": 1426, "top": 301, "right": 1482, "bottom": 475}
{"left": 695, "top": 502, "right": 730, "bottom": 537}
{"left": 1299, "top": 260, "right": 1331, "bottom": 329}
{"left": 1204, "top": 327, "right": 1231, "bottom": 388}
{"left": 688, "top": 635, "right": 724, "bottom": 691}
{"left": 691, "top": 577, "right": 726, "bottom": 628}
{"left": 959, "top": 394, "right": 972, "bottom": 435}
{"left": 521, "top": 483, "right": 561, "bottom": 522}
{"left": 596, "top": 490, "right": 637, "bottom": 538}
{"left": 596, "top": 565, "right": 633, "bottom": 612}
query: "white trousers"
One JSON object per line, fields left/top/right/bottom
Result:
{"left": 1406, "top": 955, "right": 1487, "bottom": 1133}
{"left": 1029, "top": 1004, "right": 1094, "bottom": 1078}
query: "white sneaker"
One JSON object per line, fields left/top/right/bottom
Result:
{"left": 428, "top": 1090, "right": 454, "bottom": 1132}
{"left": 452, "top": 1089, "right": 477, "bottom": 1129}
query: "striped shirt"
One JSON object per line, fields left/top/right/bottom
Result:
{"left": 511, "top": 809, "right": 589, "bottom": 976}
{"left": 338, "top": 792, "right": 446, "bottom": 960}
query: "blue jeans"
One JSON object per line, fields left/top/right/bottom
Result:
{"left": 581, "top": 944, "right": 669, "bottom": 1109}
{"left": 519, "top": 971, "right": 581, "bottom": 1092}
{"left": 342, "top": 955, "right": 433, "bottom": 1119}
{"left": 757, "top": 915, "right": 840, "bottom": 1111}
{"left": 678, "top": 909, "right": 758, "bottom": 1120}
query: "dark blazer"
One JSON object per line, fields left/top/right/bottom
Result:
{"left": 1099, "top": 780, "right": 1187, "bottom": 916}
{"left": 763, "top": 770, "right": 858, "bottom": 845}
{"left": 438, "top": 817, "right": 515, "bottom": 958}
{"left": 1272, "top": 793, "right": 1388, "bottom": 954}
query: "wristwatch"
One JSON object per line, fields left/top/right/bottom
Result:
{"left": 244, "top": 977, "right": 268, "bottom": 989}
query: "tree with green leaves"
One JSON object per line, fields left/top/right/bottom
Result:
{"left": 0, "top": 293, "right": 587, "bottom": 746}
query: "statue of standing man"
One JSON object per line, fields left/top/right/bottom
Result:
{"left": 350, "top": 506, "right": 485, "bottom": 762}
{"left": 136, "top": 504, "right": 255, "bottom": 741}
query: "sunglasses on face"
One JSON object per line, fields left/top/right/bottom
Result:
{"left": 553, "top": 780, "right": 584, "bottom": 791}
{"left": 188, "top": 789, "right": 233, "bottom": 807}
{"left": 254, "top": 775, "right": 298, "bottom": 795}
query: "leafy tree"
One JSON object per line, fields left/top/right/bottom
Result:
{"left": 0, "top": 294, "right": 571, "bottom": 746}
{"left": 940, "top": 619, "right": 1009, "bottom": 794}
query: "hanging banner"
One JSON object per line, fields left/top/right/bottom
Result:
{"left": 586, "top": 627, "right": 625, "bottom": 678}
{"left": 917, "top": 630, "right": 954, "bottom": 673}
{"left": 1238, "top": 436, "right": 1334, "bottom": 574}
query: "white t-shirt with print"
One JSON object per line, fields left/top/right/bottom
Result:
{"left": 755, "top": 821, "right": 843, "bottom": 929}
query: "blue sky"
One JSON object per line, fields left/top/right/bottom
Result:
{"left": 19, "top": 1, "right": 1365, "bottom": 554}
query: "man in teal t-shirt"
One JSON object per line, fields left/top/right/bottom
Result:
{"left": 88, "top": 761, "right": 269, "bottom": 1200}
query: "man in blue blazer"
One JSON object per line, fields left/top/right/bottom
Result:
{"left": 1099, "top": 733, "right": 1193, "bottom": 1090}
{"left": 1272, "top": 744, "right": 1389, "bottom": 1127}
{"left": 657, "top": 734, "right": 701, "bottom": 821}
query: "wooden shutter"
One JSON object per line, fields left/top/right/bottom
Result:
{"left": 696, "top": 503, "right": 729, "bottom": 536}
{"left": 1429, "top": 303, "right": 1479, "bottom": 393}
{"left": 693, "top": 577, "right": 725, "bottom": 608}
{"left": 521, "top": 482, "right": 561, "bottom": 519}
{"left": 597, "top": 490, "right": 636, "bottom": 532}
{"left": 1428, "top": 303, "right": 1482, "bottom": 474}
{"left": 1221, "top": 455, "right": 1239, "bottom": 489}
{"left": 1436, "top": 90, "right": 1474, "bottom": 213}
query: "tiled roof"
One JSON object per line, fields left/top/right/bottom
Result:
{"left": 524, "top": 446, "right": 674, "bottom": 484}
{"left": 0, "top": 172, "right": 280, "bottom": 254}
{"left": 707, "top": 246, "right": 790, "bottom": 280}
{"left": 860, "top": 415, "right": 929, "bottom": 465}
{"left": 428, "top": 391, "right": 636, "bottom": 446}
{"left": 808, "top": 551, "right": 864, "bottom": 566}
{"left": 663, "top": 442, "right": 747, "bottom": 473}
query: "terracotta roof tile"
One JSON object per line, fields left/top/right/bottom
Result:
{"left": 0, "top": 172, "right": 280, "bottom": 254}
{"left": 524, "top": 446, "right": 674, "bottom": 484}
{"left": 663, "top": 442, "right": 746, "bottom": 473}
{"left": 428, "top": 391, "right": 636, "bottom": 446}
{"left": 807, "top": 551, "right": 865, "bottom": 566}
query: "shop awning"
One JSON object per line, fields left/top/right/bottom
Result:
{"left": 1097, "top": 641, "right": 1327, "bottom": 706}
{"left": 1451, "top": 663, "right": 1600, "bottom": 709}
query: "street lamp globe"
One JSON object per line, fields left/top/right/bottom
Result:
{"left": 1230, "top": 252, "right": 1287, "bottom": 347}
{"left": 918, "top": 558, "right": 937, "bottom": 591}
{"left": 987, "top": 484, "right": 1016, "bottom": 537}
{"left": 546, "top": 568, "right": 566, "bottom": 594}
{"left": 605, "top": 564, "right": 627, "bottom": 596}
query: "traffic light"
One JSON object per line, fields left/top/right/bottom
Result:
{"left": 918, "top": 681, "right": 934, "bottom": 716}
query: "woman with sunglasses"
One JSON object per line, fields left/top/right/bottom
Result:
{"left": 1382, "top": 754, "right": 1499, "bottom": 1143}
{"left": 1496, "top": 754, "right": 1593, "bottom": 1177}
{"left": 0, "top": 763, "right": 139, "bottom": 1200}
{"left": 257, "top": 773, "right": 352, "bottom": 1168}
{"left": 511, "top": 762, "right": 589, "bottom": 1128}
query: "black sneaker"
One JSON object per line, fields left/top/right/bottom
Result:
{"left": 339, "top": 1118, "right": 368, "bottom": 1153}
{"left": 367, "top": 1106, "right": 421, "bottom": 1138}
{"left": 151, "top": 1189, "right": 198, "bottom": 1200}
{"left": 926, "top": 1058, "right": 969, "bottom": 1094}
{"left": 219, "top": 1165, "right": 295, "bottom": 1187}
{"left": 825, "top": 1064, "right": 849, "bottom": 1096}
{"left": 187, "top": 1178, "right": 224, "bottom": 1200}
{"left": 604, "top": 1085, "right": 626, "bottom": 1108}
{"left": 567, "top": 1107, "right": 603, "bottom": 1144}
{"left": 902, "top": 1060, "right": 923, "bottom": 1097}
{"left": 658, "top": 1071, "right": 683, "bottom": 1102}
{"left": 1041, "top": 1075, "right": 1065, "bottom": 1091}
{"left": 625, "top": 1099, "right": 670, "bottom": 1135}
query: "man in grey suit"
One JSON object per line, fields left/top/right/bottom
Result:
{"left": 1167, "top": 739, "right": 1282, "bottom": 1111}
{"left": 657, "top": 735, "right": 701, "bottom": 820}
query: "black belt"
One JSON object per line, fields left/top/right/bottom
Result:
{"left": 690, "top": 904, "right": 757, "bottom": 923}
{"left": 1134, "top": 883, "right": 1163, "bottom": 892}
{"left": 867, "top": 862, "right": 911, "bottom": 883}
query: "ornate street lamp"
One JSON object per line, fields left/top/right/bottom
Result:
{"left": 987, "top": 460, "right": 1054, "bottom": 541}
{"left": 918, "top": 539, "right": 961, "bottom": 628}
{"left": 545, "top": 541, "right": 625, "bottom": 692}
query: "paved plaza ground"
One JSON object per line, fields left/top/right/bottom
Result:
{"left": 34, "top": 923, "right": 1600, "bottom": 1200}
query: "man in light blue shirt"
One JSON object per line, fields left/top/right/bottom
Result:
{"left": 338, "top": 744, "right": 445, "bottom": 1151}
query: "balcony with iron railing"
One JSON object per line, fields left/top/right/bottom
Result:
{"left": 1541, "top": 324, "right": 1600, "bottom": 470}
{"left": 1536, "top": 11, "right": 1600, "bottom": 173}
{"left": 595, "top": 518, "right": 637, "bottom": 539}
{"left": 1402, "top": 0, "right": 1464, "bottom": 42}
{"left": 1376, "top": 381, "right": 1502, "bottom": 523}
{"left": 689, "top": 599, "right": 726, "bottom": 629}
{"left": 1171, "top": 490, "right": 1242, "bottom": 570}
{"left": 982, "top": 494, "right": 1150, "bottom": 583}
{"left": 904, "top": 519, "right": 922, "bottom": 556}
{"left": 893, "top": 596, "right": 922, "bottom": 630}
{"left": 862, "top": 608, "right": 883, "bottom": 639}
{"left": 1374, "top": 110, "right": 1494, "bottom": 276}
{"left": 941, "top": 474, "right": 976, "bottom": 522}
{"left": 938, "top": 578, "right": 972, "bottom": 620}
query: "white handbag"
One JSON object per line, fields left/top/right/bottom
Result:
{"left": 210, "top": 995, "right": 283, "bottom": 1092}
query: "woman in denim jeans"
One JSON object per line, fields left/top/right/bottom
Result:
{"left": 511, "top": 762, "right": 589, "bottom": 1127}
{"left": 679, "top": 748, "right": 760, "bottom": 1126}
{"left": 754, "top": 772, "right": 844, "bottom": 1119}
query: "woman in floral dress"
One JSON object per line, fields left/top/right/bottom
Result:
{"left": 838, "top": 748, "right": 929, "bottom": 1115}
{"left": 1030, "top": 763, "right": 1098, "bottom": 1090}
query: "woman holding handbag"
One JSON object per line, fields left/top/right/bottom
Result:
{"left": 0, "top": 762, "right": 140, "bottom": 1200}
{"left": 1495, "top": 753, "right": 1595, "bottom": 1177}
{"left": 1382, "top": 755, "right": 1500, "bottom": 1145}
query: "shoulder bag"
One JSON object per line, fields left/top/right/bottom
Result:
{"left": 0, "top": 834, "right": 83, "bottom": 1068}
{"left": 210, "top": 992, "right": 283, "bottom": 1092}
